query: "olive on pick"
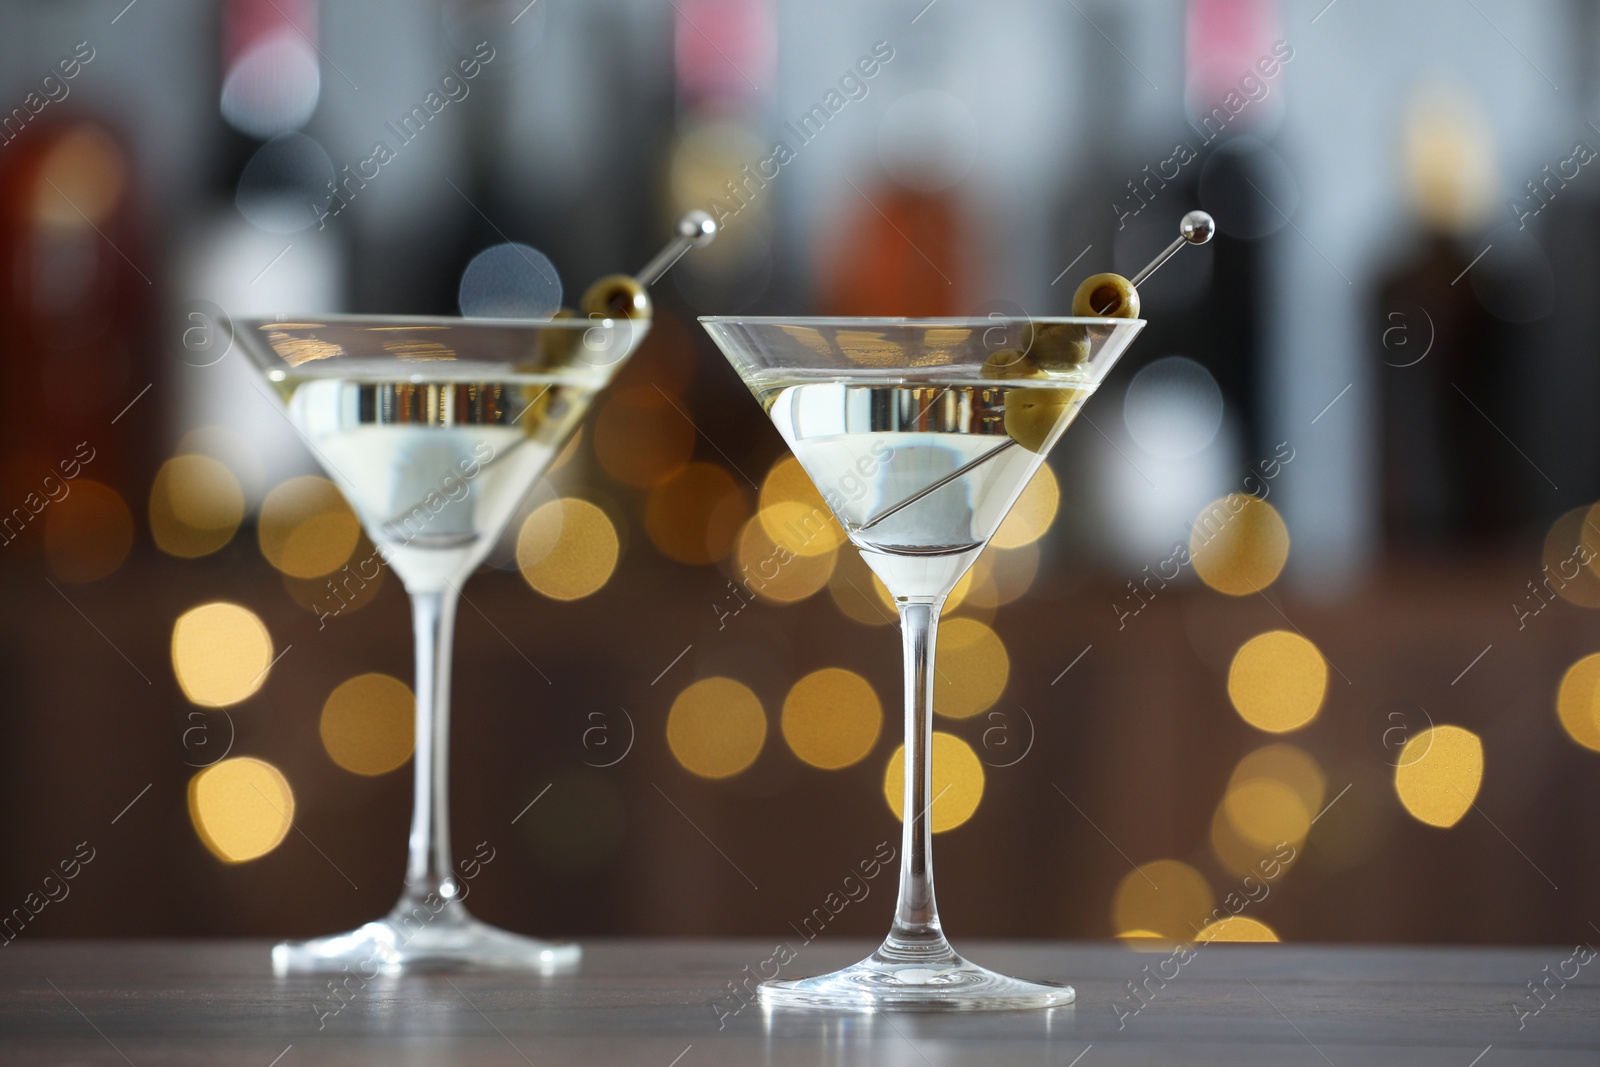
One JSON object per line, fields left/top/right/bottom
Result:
{"left": 579, "top": 274, "right": 652, "bottom": 320}
{"left": 980, "top": 349, "right": 1043, "bottom": 379}
{"left": 1071, "top": 272, "right": 1139, "bottom": 319}
{"left": 536, "top": 307, "right": 582, "bottom": 366}
{"left": 1004, "top": 387, "right": 1075, "bottom": 454}
{"left": 1023, "top": 322, "right": 1091, "bottom": 369}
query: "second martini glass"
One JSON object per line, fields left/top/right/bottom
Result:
{"left": 237, "top": 213, "right": 714, "bottom": 975}
{"left": 700, "top": 212, "right": 1211, "bottom": 1010}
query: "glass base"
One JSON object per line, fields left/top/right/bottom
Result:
{"left": 760, "top": 943, "right": 1073, "bottom": 1012}
{"left": 271, "top": 900, "right": 580, "bottom": 976}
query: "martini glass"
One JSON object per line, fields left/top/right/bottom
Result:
{"left": 698, "top": 212, "right": 1210, "bottom": 1010}
{"left": 237, "top": 213, "right": 715, "bottom": 975}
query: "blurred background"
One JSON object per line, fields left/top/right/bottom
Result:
{"left": 2, "top": 0, "right": 1599, "bottom": 951}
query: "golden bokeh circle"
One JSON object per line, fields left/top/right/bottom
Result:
{"left": 992, "top": 463, "right": 1060, "bottom": 549}
{"left": 1112, "top": 859, "right": 1215, "bottom": 941}
{"left": 781, "top": 668, "right": 883, "bottom": 770}
{"left": 1190, "top": 494, "right": 1290, "bottom": 596}
{"left": 1542, "top": 507, "right": 1600, "bottom": 607}
{"left": 593, "top": 386, "right": 695, "bottom": 488}
{"left": 320, "top": 673, "right": 415, "bottom": 776}
{"left": 644, "top": 462, "right": 748, "bottom": 566}
{"left": 258, "top": 476, "right": 361, "bottom": 579}
{"left": 1224, "top": 777, "right": 1311, "bottom": 848}
{"left": 883, "top": 732, "right": 985, "bottom": 833}
{"left": 1227, "top": 631, "right": 1328, "bottom": 733}
{"left": 1196, "top": 916, "right": 1279, "bottom": 942}
{"left": 1394, "top": 724, "right": 1483, "bottom": 828}
{"left": 734, "top": 512, "right": 836, "bottom": 604}
{"left": 759, "top": 457, "right": 846, "bottom": 557}
{"left": 933, "top": 618, "right": 1009, "bottom": 719}
{"left": 966, "top": 543, "right": 1042, "bottom": 609}
{"left": 42, "top": 479, "right": 133, "bottom": 583}
{"left": 187, "top": 757, "right": 294, "bottom": 863}
{"left": 171, "top": 602, "right": 274, "bottom": 708}
{"left": 517, "top": 498, "right": 620, "bottom": 601}
{"left": 667, "top": 677, "right": 767, "bottom": 779}
{"left": 827, "top": 549, "right": 895, "bottom": 626}
{"left": 1229, "top": 743, "right": 1326, "bottom": 813}
{"left": 1556, "top": 652, "right": 1600, "bottom": 752}
{"left": 150, "top": 454, "right": 245, "bottom": 559}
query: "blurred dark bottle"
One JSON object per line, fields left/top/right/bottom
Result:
{"left": 1372, "top": 86, "right": 1519, "bottom": 545}
{"left": 818, "top": 27, "right": 964, "bottom": 316}
{"left": 1516, "top": 0, "right": 1600, "bottom": 518}
{"left": 0, "top": 108, "right": 155, "bottom": 581}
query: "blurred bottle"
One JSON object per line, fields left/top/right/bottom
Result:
{"left": 0, "top": 114, "right": 155, "bottom": 579}
{"left": 818, "top": 25, "right": 963, "bottom": 314}
{"left": 1516, "top": 0, "right": 1600, "bottom": 517}
{"left": 1372, "top": 84, "right": 1515, "bottom": 545}
{"left": 663, "top": 0, "right": 777, "bottom": 314}
{"left": 172, "top": 0, "right": 346, "bottom": 503}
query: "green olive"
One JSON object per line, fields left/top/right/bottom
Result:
{"left": 1024, "top": 322, "right": 1091, "bottom": 369}
{"left": 1004, "top": 388, "right": 1073, "bottom": 453}
{"left": 579, "top": 274, "right": 651, "bottom": 320}
{"left": 980, "top": 348, "right": 1045, "bottom": 379}
{"left": 536, "top": 307, "right": 581, "bottom": 366}
{"left": 1071, "top": 272, "right": 1139, "bottom": 319}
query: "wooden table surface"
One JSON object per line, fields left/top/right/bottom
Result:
{"left": 1, "top": 939, "right": 1596, "bottom": 1064}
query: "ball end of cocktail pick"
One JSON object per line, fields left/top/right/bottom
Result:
{"left": 1180, "top": 210, "right": 1215, "bottom": 245}
{"left": 678, "top": 209, "right": 717, "bottom": 248}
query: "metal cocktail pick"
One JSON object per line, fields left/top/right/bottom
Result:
{"left": 636, "top": 209, "right": 718, "bottom": 286}
{"left": 856, "top": 211, "right": 1215, "bottom": 534}
{"left": 382, "top": 212, "right": 719, "bottom": 532}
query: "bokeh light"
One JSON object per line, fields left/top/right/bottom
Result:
{"left": 965, "top": 543, "right": 1042, "bottom": 610}
{"left": 828, "top": 549, "right": 895, "bottom": 625}
{"left": 667, "top": 677, "right": 767, "bottom": 779}
{"left": 281, "top": 540, "right": 386, "bottom": 618}
{"left": 1214, "top": 743, "right": 1324, "bottom": 873}
{"left": 320, "top": 673, "right": 414, "bottom": 776}
{"left": 782, "top": 668, "right": 882, "bottom": 770}
{"left": 884, "top": 732, "right": 984, "bottom": 833}
{"left": 258, "top": 476, "right": 361, "bottom": 579}
{"left": 593, "top": 386, "right": 695, "bottom": 488}
{"left": 188, "top": 757, "right": 295, "bottom": 863}
{"left": 35, "top": 126, "right": 126, "bottom": 227}
{"left": 149, "top": 455, "right": 245, "bottom": 559}
{"left": 1123, "top": 356, "right": 1226, "bottom": 460}
{"left": 171, "top": 603, "right": 274, "bottom": 708}
{"left": 759, "top": 457, "right": 846, "bottom": 557}
{"left": 517, "top": 498, "right": 620, "bottom": 601}
{"left": 933, "top": 618, "right": 1009, "bottom": 719}
{"left": 734, "top": 512, "right": 837, "bottom": 604}
{"left": 1394, "top": 725, "right": 1483, "bottom": 828}
{"left": 1112, "top": 859, "right": 1214, "bottom": 941}
{"left": 1541, "top": 507, "right": 1600, "bottom": 608}
{"left": 1225, "top": 778, "right": 1312, "bottom": 848}
{"left": 1556, "top": 652, "right": 1600, "bottom": 752}
{"left": 1190, "top": 494, "right": 1289, "bottom": 595}
{"left": 458, "top": 242, "right": 561, "bottom": 319}
{"left": 644, "top": 462, "right": 748, "bottom": 566}
{"left": 42, "top": 479, "right": 133, "bottom": 584}
{"left": 1196, "top": 916, "right": 1280, "bottom": 942}
{"left": 1227, "top": 631, "right": 1328, "bottom": 732}
{"left": 991, "top": 463, "right": 1060, "bottom": 549}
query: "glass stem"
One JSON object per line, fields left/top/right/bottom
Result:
{"left": 396, "top": 587, "right": 464, "bottom": 918}
{"left": 882, "top": 596, "right": 954, "bottom": 961}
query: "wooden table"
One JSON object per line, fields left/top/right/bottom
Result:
{"left": 2, "top": 940, "right": 1595, "bottom": 1064}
